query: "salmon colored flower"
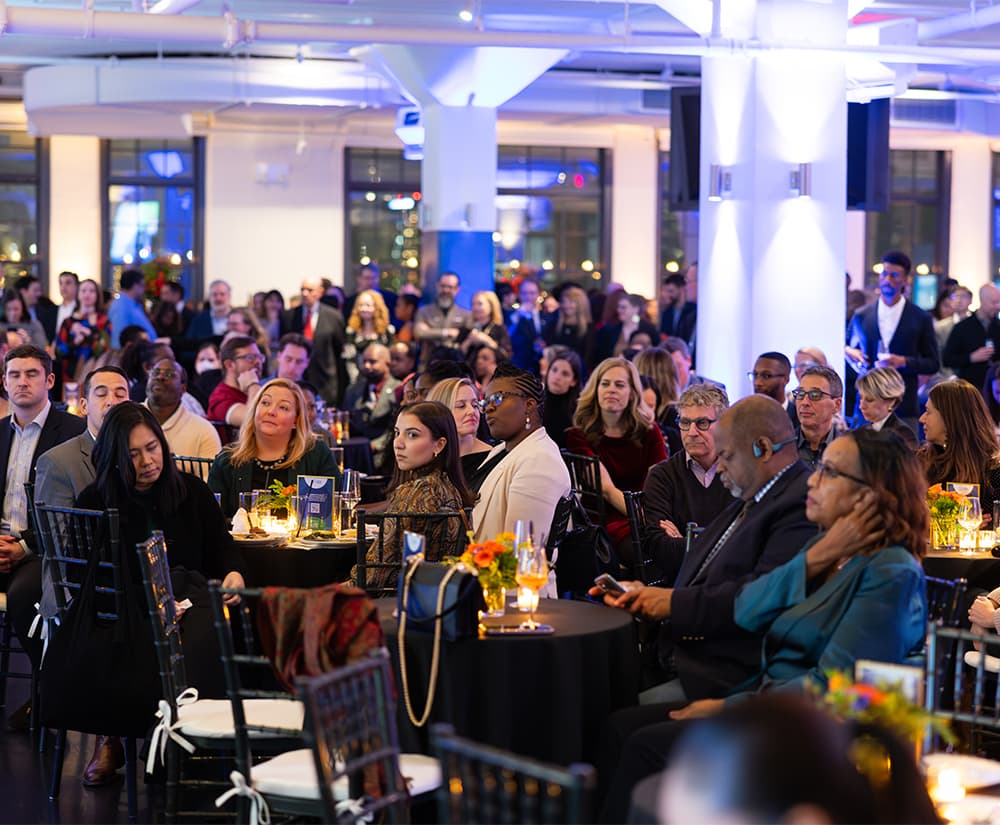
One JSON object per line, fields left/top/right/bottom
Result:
{"left": 473, "top": 546, "right": 496, "bottom": 568}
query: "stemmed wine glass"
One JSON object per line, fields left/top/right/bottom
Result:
{"left": 958, "top": 497, "right": 983, "bottom": 555}
{"left": 515, "top": 542, "right": 548, "bottom": 630}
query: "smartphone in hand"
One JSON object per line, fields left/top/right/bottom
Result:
{"left": 594, "top": 573, "right": 629, "bottom": 596}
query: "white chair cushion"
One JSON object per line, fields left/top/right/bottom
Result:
{"left": 177, "top": 698, "right": 305, "bottom": 738}
{"left": 252, "top": 748, "right": 320, "bottom": 799}
{"left": 400, "top": 753, "right": 441, "bottom": 797}
{"left": 249, "top": 750, "right": 440, "bottom": 802}
{"left": 964, "top": 649, "right": 1000, "bottom": 673}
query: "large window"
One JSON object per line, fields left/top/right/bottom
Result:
{"left": 865, "top": 150, "right": 950, "bottom": 291}
{"left": 102, "top": 138, "right": 204, "bottom": 299}
{"left": 344, "top": 145, "right": 609, "bottom": 292}
{"left": 658, "top": 151, "right": 699, "bottom": 279}
{"left": 0, "top": 131, "right": 46, "bottom": 290}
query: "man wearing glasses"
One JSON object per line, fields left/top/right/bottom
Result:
{"left": 640, "top": 385, "right": 736, "bottom": 585}
{"left": 207, "top": 336, "right": 264, "bottom": 427}
{"left": 145, "top": 357, "right": 222, "bottom": 459}
{"left": 793, "top": 365, "right": 844, "bottom": 470}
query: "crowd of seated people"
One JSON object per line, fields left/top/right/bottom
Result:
{"left": 3, "top": 250, "right": 998, "bottom": 812}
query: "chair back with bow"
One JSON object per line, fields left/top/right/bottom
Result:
{"left": 299, "top": 652, "right": 410, "bottom": 823}
{"left": 561, "top": 451, "right": 605, "bottom": 526}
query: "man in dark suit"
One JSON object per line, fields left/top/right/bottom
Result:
{"left": 15, "top": 275, "right": 58, "bottom": 343}
{"left": 508, "top": 278, "right": 547, "bottom": 373}
{"left": 846, "top": 249, "right": 939, "bottom": 424}
{"left": 162, "top": 280, "right": 195, "bottom": 334}
{"left": 593, "top": 395, "right": 815, "bottom": 820}
{"left": 343, "top": 343, "right": 399, "bottom": 471}
{"left": 943, "top": 283, "right": 1000, "bottom": 398}
{"left": 281, "top": 276, "right": 346, "bottom": 407}
{"left": 658, "top": 273, "right": 697, "bottom": 344}
{"left": 0, "top": 345, "right": 88, "bottom": 704}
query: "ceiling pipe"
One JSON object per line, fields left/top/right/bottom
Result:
{"left": 148, "top": 0, "right": 205, "bottom": 14}
{"left": 6, "top": 6, "right": 1000, "bottom": 67}
{"left": 918, "top": 3, "right": 1000, "bottom": 41}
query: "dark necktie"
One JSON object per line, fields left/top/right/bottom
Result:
{"left": 690, "top": 498, "right": 754, "bottom": 583}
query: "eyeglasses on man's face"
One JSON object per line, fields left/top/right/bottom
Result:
{"left": 813, "top": 461, "right": 869, "bottom": 488}
{"left": 235, "top": 352, "right": 264, "bottom": 363}
{"left": 478, "top": 391, "right": 529, "bottom": 411}
{"left": 678, "top": 416, "right": 716, "bottom": 432}
{"left": 791, "top": 388, "right": 835, "bottom": 403}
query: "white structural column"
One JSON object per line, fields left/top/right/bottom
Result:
{"left": 697, "top": 0, "right": 849, "bottom": 401}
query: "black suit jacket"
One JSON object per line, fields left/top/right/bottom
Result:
{"left": 846, "top": 300, "right": 939, "bottom": 418}
{"left": 280, "top": 304, "right": 346, "bottom": 406}
{"left": 943, "top": 313, "right": 1000, "bottom": 395}
{"left": 0, "top": 406, "right": 87, "bottom": 545}
{"left": 662, "top": 461, "right": 815, "bottom": 700}
{"left": 659, "top": 301, "right": 697, "bottom": 343}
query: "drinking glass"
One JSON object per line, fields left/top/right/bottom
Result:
{"left": 342, "top": 469, "right": 361, "bottom": 499}
{"left": 958, "top": 497, "right": 983, "bottom": 555}
{"left": 339, "top": 410, "right": 351, "bottom": 441}
{"left": 331, "top": 446, "right": 345, "bottom": 475}
{"left": 238, "top": 490, "right": 259, "bottom": 515}
{"left": 515, "top": 542, "right": 548, "bottom": 630}
{"left": 339, "top": 494, "right": 359, "bottom": 536}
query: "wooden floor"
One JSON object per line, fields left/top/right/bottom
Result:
{"left": 0, "top": 655, "right": 162, "bottom": 825}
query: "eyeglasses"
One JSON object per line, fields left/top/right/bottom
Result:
{"left": 235, "top": 352, "right": 264, "bottom": 363}
{"left": 791, "top": 388, "right": 836, "bottom": 402}
{"left": 149, "top": 369, "right": 178, "bottom": 379}
{"left": 747, "top": 371, "right": 788, "bottom": 382}
{"left": 814, "top": 461, "right": 870, "bottom": 487}
{"left": 678, "top": 416, "right": 716, "bottom": 432}
{"left": 478, "top": 391, "right": 530, "bottom": 411}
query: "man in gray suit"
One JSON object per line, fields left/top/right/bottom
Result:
{"left": 35, "top": 366, "right": 131, "bottom": 508}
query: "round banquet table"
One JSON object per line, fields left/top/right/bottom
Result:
{"left": 378, "top": 596, "right": 640, "bottom": 766}
{"left": 923, "top": 549, "right": 1000, "bottom": 596}
{"left": 238, "top": 540, "right": 357, "bottom": 588}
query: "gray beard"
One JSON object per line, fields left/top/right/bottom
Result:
{"left": 437, "top": 296, "right": 454, "bottom": 310}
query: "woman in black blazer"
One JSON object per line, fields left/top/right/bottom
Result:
{"left": 854, "top": 367, "right": 917, "bottom": 449}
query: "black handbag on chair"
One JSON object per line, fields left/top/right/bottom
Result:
{"left": 41, "top": 547, "right": 160, "bottom": 736}
{"left": 555, "top": 493, "right": 617, "bottom": 596}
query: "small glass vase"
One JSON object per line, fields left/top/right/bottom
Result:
{"left": 482, "top": 584, "right": 506, "bottom": 617}
{"left": 931, "top": 516, "right": 959, "bottom": 550}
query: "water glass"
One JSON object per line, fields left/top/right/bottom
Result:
{"left": 342, "top": 469, "right": 361, "bottom": 498}
{"left": 339, "top": 494, "right": 359, "bottom": 535}
{"left": 238, "top": 490, "right": 260, "bottom": 514}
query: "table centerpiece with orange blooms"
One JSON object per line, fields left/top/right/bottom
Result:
{"left": 927, "top": 484, "right": 968, "bottom": 550}
{"left": 256, "top": 479, "right": 299, "bottom": 535}
{"left": 445, "top": 532, "right": 518, "bottom": 616}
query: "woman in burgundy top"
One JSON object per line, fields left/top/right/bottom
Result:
{"left": 566, "top": 356, "right": 668, "bottom": 565}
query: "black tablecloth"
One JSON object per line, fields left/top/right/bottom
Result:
{"left": 239, "top": 542, "right": 356, "bottom": 588}
{"left": 340, "top": 436, "right": 373, "bottom": 474}
{"left": 924, "top": 552, "right": 1000, "bottom": 595}
{"left": 379, "top": 597, "right": 640, "bottom": 766}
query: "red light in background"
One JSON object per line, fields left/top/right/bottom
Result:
{"left": 412, "top": 192, "right": 422, "bottom": 201}
{"left": 573, "top": 174, "right": 584, "bottom": 188}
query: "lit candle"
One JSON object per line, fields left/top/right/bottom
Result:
{"left": 930, "top": 767, "right": 966, "bottom": 805}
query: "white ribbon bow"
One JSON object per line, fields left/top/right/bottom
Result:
{"left": 145, "top": 687, "right": 199, "bottom": 775}
{"left": 215, "top": 771, "right": 271, "bottom": 825}
{"left": 334, "top": 798, "right": 374, "bottom": 824}
{"left": 27, "top": 603, "right": 57, "bottom": 666}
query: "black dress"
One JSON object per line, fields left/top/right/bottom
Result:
{"left": 461, "top": 450, "right": 492, "bottom": 492}
{"left": 542, "top": 391, "right": 576, "bottom": 450}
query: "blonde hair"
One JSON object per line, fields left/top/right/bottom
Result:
{"left": 348, "top": 289, "right": 391, "bottom": 334}
{"left": 633, "top": 348, "right": 680, "bottom": 413}
{"left": 426, "top": 377, "right": 479, "bottom": 411}
{"left": 557, "top": 285, "right": 592, "bottom": 333}
{"left": 855, "top": 367, "right": 905, "bottom": 405}
{"left": 226, "top": 378, "right": 316, "bottom": 468}
{"left": 229, "top": 307, "right": 270, "bottom": 357}
{"left": 573, "top": 356, "right": 650, "bottom": 446}
{"left": 471, "top": 291, "right": 503, "bottom": 327}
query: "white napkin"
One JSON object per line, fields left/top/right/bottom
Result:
{"left": 231, "top": 507, "right": 252, "bottom": 535}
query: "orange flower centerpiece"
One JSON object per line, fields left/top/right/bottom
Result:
{"left": 927, "top": 484, "right": 968, "bottom": 550}
{"left": 258, "top": 480, "right": 298, "bottom": 534}
{"left": 446, "top": 532, "right": 518, "bottom": 616}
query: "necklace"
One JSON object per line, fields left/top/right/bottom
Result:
{"left": 254, "top": 453, "right": 287, "bottom": 469}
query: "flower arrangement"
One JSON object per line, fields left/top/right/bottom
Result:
{"left": 446, "top": 531, "right": 518, "bottom": 592}
{"left": 816, "top": 671, "right": 953, "bottom": 746}
{"left": 266, "top": 479, "right": 296, "bottom": 509}
{"left": 927, "top": 484, "right": 968, "bottom": 521}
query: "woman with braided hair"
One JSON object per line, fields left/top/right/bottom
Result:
{"left": 472, "top": 361, "right": 571, "bottom": 542}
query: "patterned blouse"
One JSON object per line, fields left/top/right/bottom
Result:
{"left": 55, "top": 313, "right": 111, "bottom": 386}
{"left": 363, "top": 468, "right": 467, "bottom": 591}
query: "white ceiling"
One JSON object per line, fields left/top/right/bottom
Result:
{"left": 4, "top": 0, "right": 1000, "bottom": 135}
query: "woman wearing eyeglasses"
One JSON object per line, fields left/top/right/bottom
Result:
{"left": 918, "top": 379, "right": 1000, "bottom": 519}
{"left": 472, "top": 361, "right": 571, "bottom": 543}
{"left": 566, "top": 357, "right": 668, "bottom": 569}
{"left": 599, "top": 429, "right": 928, "bottom": 820}
{"left": 208, "top": 378, "right": 340, "bottom": 517}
